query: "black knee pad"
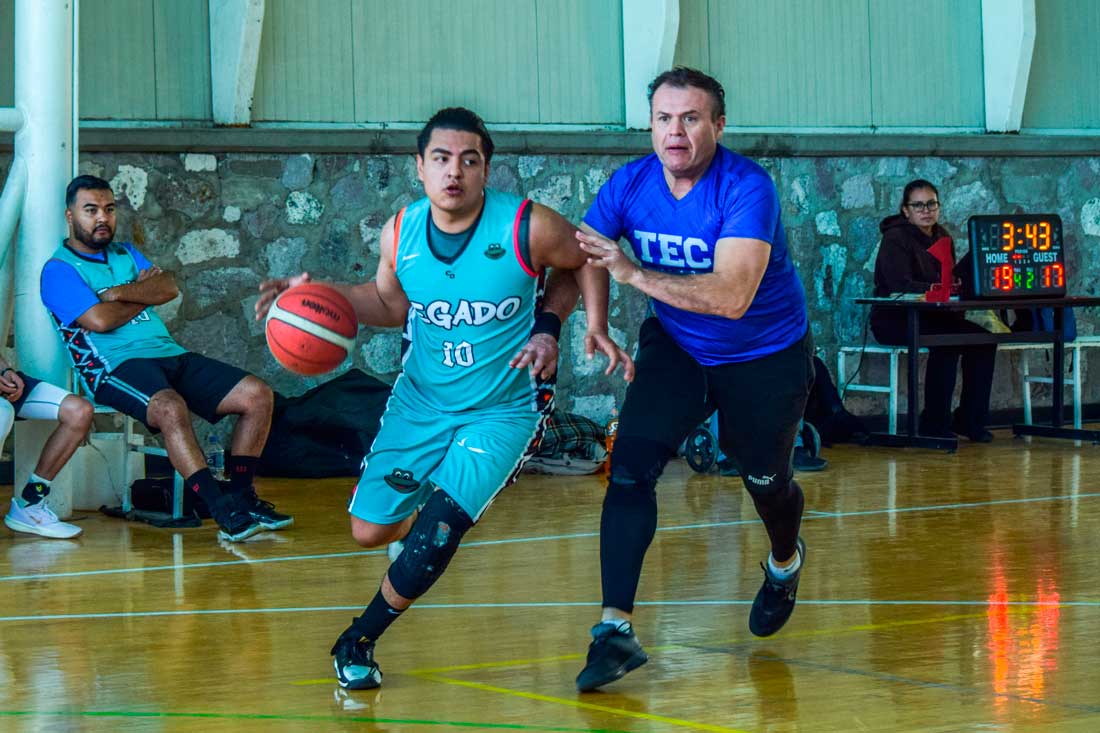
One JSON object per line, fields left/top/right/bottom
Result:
{"left": 387, "top": 490, "right": 473, "bottom": 601}
{"left": 608, "top": 436, "right": 672, "bottom": 492}
{"left": 604, "top": 477, "right": 658, "bottom": 511}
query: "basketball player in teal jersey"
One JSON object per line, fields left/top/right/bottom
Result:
{"left": 257, "top": 107, "right": 633, "bottom": 689}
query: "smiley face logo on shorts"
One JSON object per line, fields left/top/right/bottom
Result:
{"left": 384, "top": 468, "right": 420, "bottom": 493}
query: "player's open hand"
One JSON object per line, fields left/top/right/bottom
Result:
{"left": 256, "top": 272, "right": 311, "bottom": 321}
{"left": 576, "top": 230, "right": 638, "bottom": 284}
{"left": 584, "top": 330, "right": 635, "bottom": 382}
{"left": 510, "top": 333, "right": 559, "bottom": 381}
{"left": 0, "top": 369, "right": 24, "bottom": 403}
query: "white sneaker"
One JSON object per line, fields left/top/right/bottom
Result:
{"left": 4, "top": 498, "right": 83, "bottom": 539}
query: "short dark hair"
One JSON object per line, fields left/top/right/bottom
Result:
{"left": 647, "top": 67, "right": 726, "bottom": 120}
{"left": 66, "top": 175, "right": 112, "bottom": 207}
{"left": 416, "top": 107, "right": 495, "bottom": 163}
{"left": 900, "top": 179, "right": 939, "bottom": 214}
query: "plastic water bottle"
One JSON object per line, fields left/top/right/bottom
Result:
{"left": 205, "top": 433, "right": 225, "bottom": 480}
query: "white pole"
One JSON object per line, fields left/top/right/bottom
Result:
{"left": 72, "top": 0, "right": 80, "bottom": 176}
{"left": 14, "top": 0, "right": 72, "bottom": 385}
{"left": 13, "top": 0, "right": 76, "bottom": 516}
{"left": 0, "top": 159, "right": 27, "bottom": 350}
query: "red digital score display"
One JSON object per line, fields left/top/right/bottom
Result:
{"left": 968, "top": 215, "right": 1066, "bottom": 298}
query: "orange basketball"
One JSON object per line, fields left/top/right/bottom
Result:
{"left": 265, "top": 284, "right": 358, "bottom": 375}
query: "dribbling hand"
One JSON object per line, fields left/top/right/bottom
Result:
{"left": 256, "top": 272, "right": 311, "bottom": 321}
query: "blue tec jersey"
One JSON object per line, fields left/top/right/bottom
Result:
{"left": 584, "top": 145, "right": 807, "bottom": 365}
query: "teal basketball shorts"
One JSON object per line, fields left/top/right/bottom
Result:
{"left": 349, "top": 384, "right": 551, "bottom": 525}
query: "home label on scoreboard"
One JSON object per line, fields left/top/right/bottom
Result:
{"left": 967, "top": 214, "right": 1065, "bottom": 298}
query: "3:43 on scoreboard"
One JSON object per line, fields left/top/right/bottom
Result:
{"left": 967, "top": 214, "right": 1066, "bottom": 298}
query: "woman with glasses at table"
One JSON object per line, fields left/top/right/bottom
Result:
{"left": 870, "top": 178, "right": 997, "bottom": 442}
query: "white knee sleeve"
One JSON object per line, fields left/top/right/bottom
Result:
{"left": 0, "top": 400, "right": 15, "bottom": 446}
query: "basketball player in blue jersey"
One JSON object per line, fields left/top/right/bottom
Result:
{"left": 39, "top": 176, "right": 292, "bottom": 543}
{"left": 256, "top": 107, "right": 632, "bottom": 690}
{"left": 572, "top": 68, "right": 814, "bottom": 691}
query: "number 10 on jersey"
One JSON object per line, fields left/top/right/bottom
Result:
{"left": 442, "top": 340, "right": 474, "bottom": 367}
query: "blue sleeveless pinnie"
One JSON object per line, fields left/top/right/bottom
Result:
{"left": 350, "top": 189, "right": 553, "bottom": 524}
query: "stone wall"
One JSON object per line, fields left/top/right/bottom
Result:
{"left": 3, "top": 150, "right": 1099, "bottom": 431}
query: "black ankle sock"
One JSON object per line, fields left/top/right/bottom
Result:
{"left": 185, "top": 468, "right": 224, "bottom": 510}
{"left": 599, "top": 481, "right": 659, "bottom": 613}
{"left": 228, "top": 455, "right": 259, "bottom": 493}
{"left": 349, "top": 589, "right": 405, "bottom": 642}
{"left": 21, "top": 481, "right": 50, "bottom": 506}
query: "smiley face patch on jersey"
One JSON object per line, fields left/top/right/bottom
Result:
{"left": 484, "top": 242, "right": 505, "bottom": 259}
{"left": 384, "top": 468, "right": 420, "bottom": 493}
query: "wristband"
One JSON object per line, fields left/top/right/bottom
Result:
{"left": 0, "top": 368, "right": 12, "bottom": 377}
{"left": 531, "top": 312, "right": 562, "bottom": 341}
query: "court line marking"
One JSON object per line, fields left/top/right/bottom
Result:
{"left": 4, "top": 599, "right": 1095, "bottom": 625}
{"left": 689, "top": 646, "right": 1100, "bottom": 714}
{"left": 2, "top": 490, "right": 1098, "bottom": 584}
{"left": 0, "top": 709, "right": 630, "bottom": 731}
{"left": 412, "top": 673, "right": 750, "bottom": 733}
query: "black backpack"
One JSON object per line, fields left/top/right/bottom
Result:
{"left": 805, "top": 356, "right": 868, "bottom": 446}
{"left": 258, "top": 369, "right": 392, "bottom": 477}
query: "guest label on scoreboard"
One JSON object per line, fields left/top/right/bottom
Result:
{"left": 967, "top": 215, "right": 1065, "bottom": 298}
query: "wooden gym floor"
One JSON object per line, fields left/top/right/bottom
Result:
{"left": 1, "top": 431, "right": 1098, "bottom": 732}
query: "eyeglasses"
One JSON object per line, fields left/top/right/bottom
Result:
{"left": 905, "top": 200, "right": 940, "bottom": 212}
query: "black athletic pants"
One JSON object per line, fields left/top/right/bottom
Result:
{"left": 870, "top": 310, "right": 996, "bottom": 436}
{"left": 600, "top": 318, "right": 814, "bottom": 613}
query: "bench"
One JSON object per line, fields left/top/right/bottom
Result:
{"left": 837, "top": 336, "right": 1100, "bottom": 434}
{"left": 79, "top": 374, "right": 185, "bottom": 519}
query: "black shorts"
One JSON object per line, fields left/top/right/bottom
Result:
{"left": 617, "top": 317, "right": 814, "bottom": 484}
{"left": 10, "top": 371, "right": 43, "bottom": 415}
{"left": 94, "top": 353, "right": 251, "bottom": 429}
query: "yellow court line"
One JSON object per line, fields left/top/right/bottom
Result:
{"left": 413, "top": 673, "right": 749, "bottom": 733}
{"left": 410, "top": 652, "right": 588, "bottom": 675}
{"left": 709, "top": 607, "right": 1032, "bottom": 646}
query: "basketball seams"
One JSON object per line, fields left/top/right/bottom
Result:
{"left": 276, "top": 286, "right": 358, "bottom": 338}
{"left": 266, "top": 301, "right": 357, "bottom": 352}
{"left": 266, "top": 321, "right": 347, "bottom": 369}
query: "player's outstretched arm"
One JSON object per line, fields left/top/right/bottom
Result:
{"left": 510, "top": 267, "right": 573, "bottom": 380}
{"left": 255, "top": 216, "right": 411, "bottom": 328}
{"left": 577, "top": 225, "right": 770, "bottom": 320}
{"left": 527, "top": 204, "right": 634, "bottom": 381}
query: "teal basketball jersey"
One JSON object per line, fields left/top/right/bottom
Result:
{"left": 47, "top": 242, "right": 184, "bottom": 391}
{"left": 393, "top": 189, "right": 545, "bottom": 413}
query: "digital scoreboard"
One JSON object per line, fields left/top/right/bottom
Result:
{"left": 967, "top": 215, "right": 1065, "bottom": 298}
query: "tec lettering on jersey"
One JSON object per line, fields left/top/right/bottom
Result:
{"left": 632, "top": 230, "right": 713, "bottom": 271}
{"left": 408, "top": 297, "right": 522, "bottom": 330}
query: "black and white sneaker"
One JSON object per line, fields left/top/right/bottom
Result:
{"left": 749, "top": 536, "right": 806, "bottom": 637}
{"left": 210, "top": 493, "right": 263, "bottom": 543}
{"left": 331, "top": 631, "right": 383, "bottom": 690}
{"left": 575, "top": 620, "right": 648, "bottom": 692}
{"left": 241, "top": 489, "right": 294, "bottom": 530}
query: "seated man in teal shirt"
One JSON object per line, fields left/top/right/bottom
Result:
{"left": 39, "top": 175, "right": 290, "bottom": 542}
